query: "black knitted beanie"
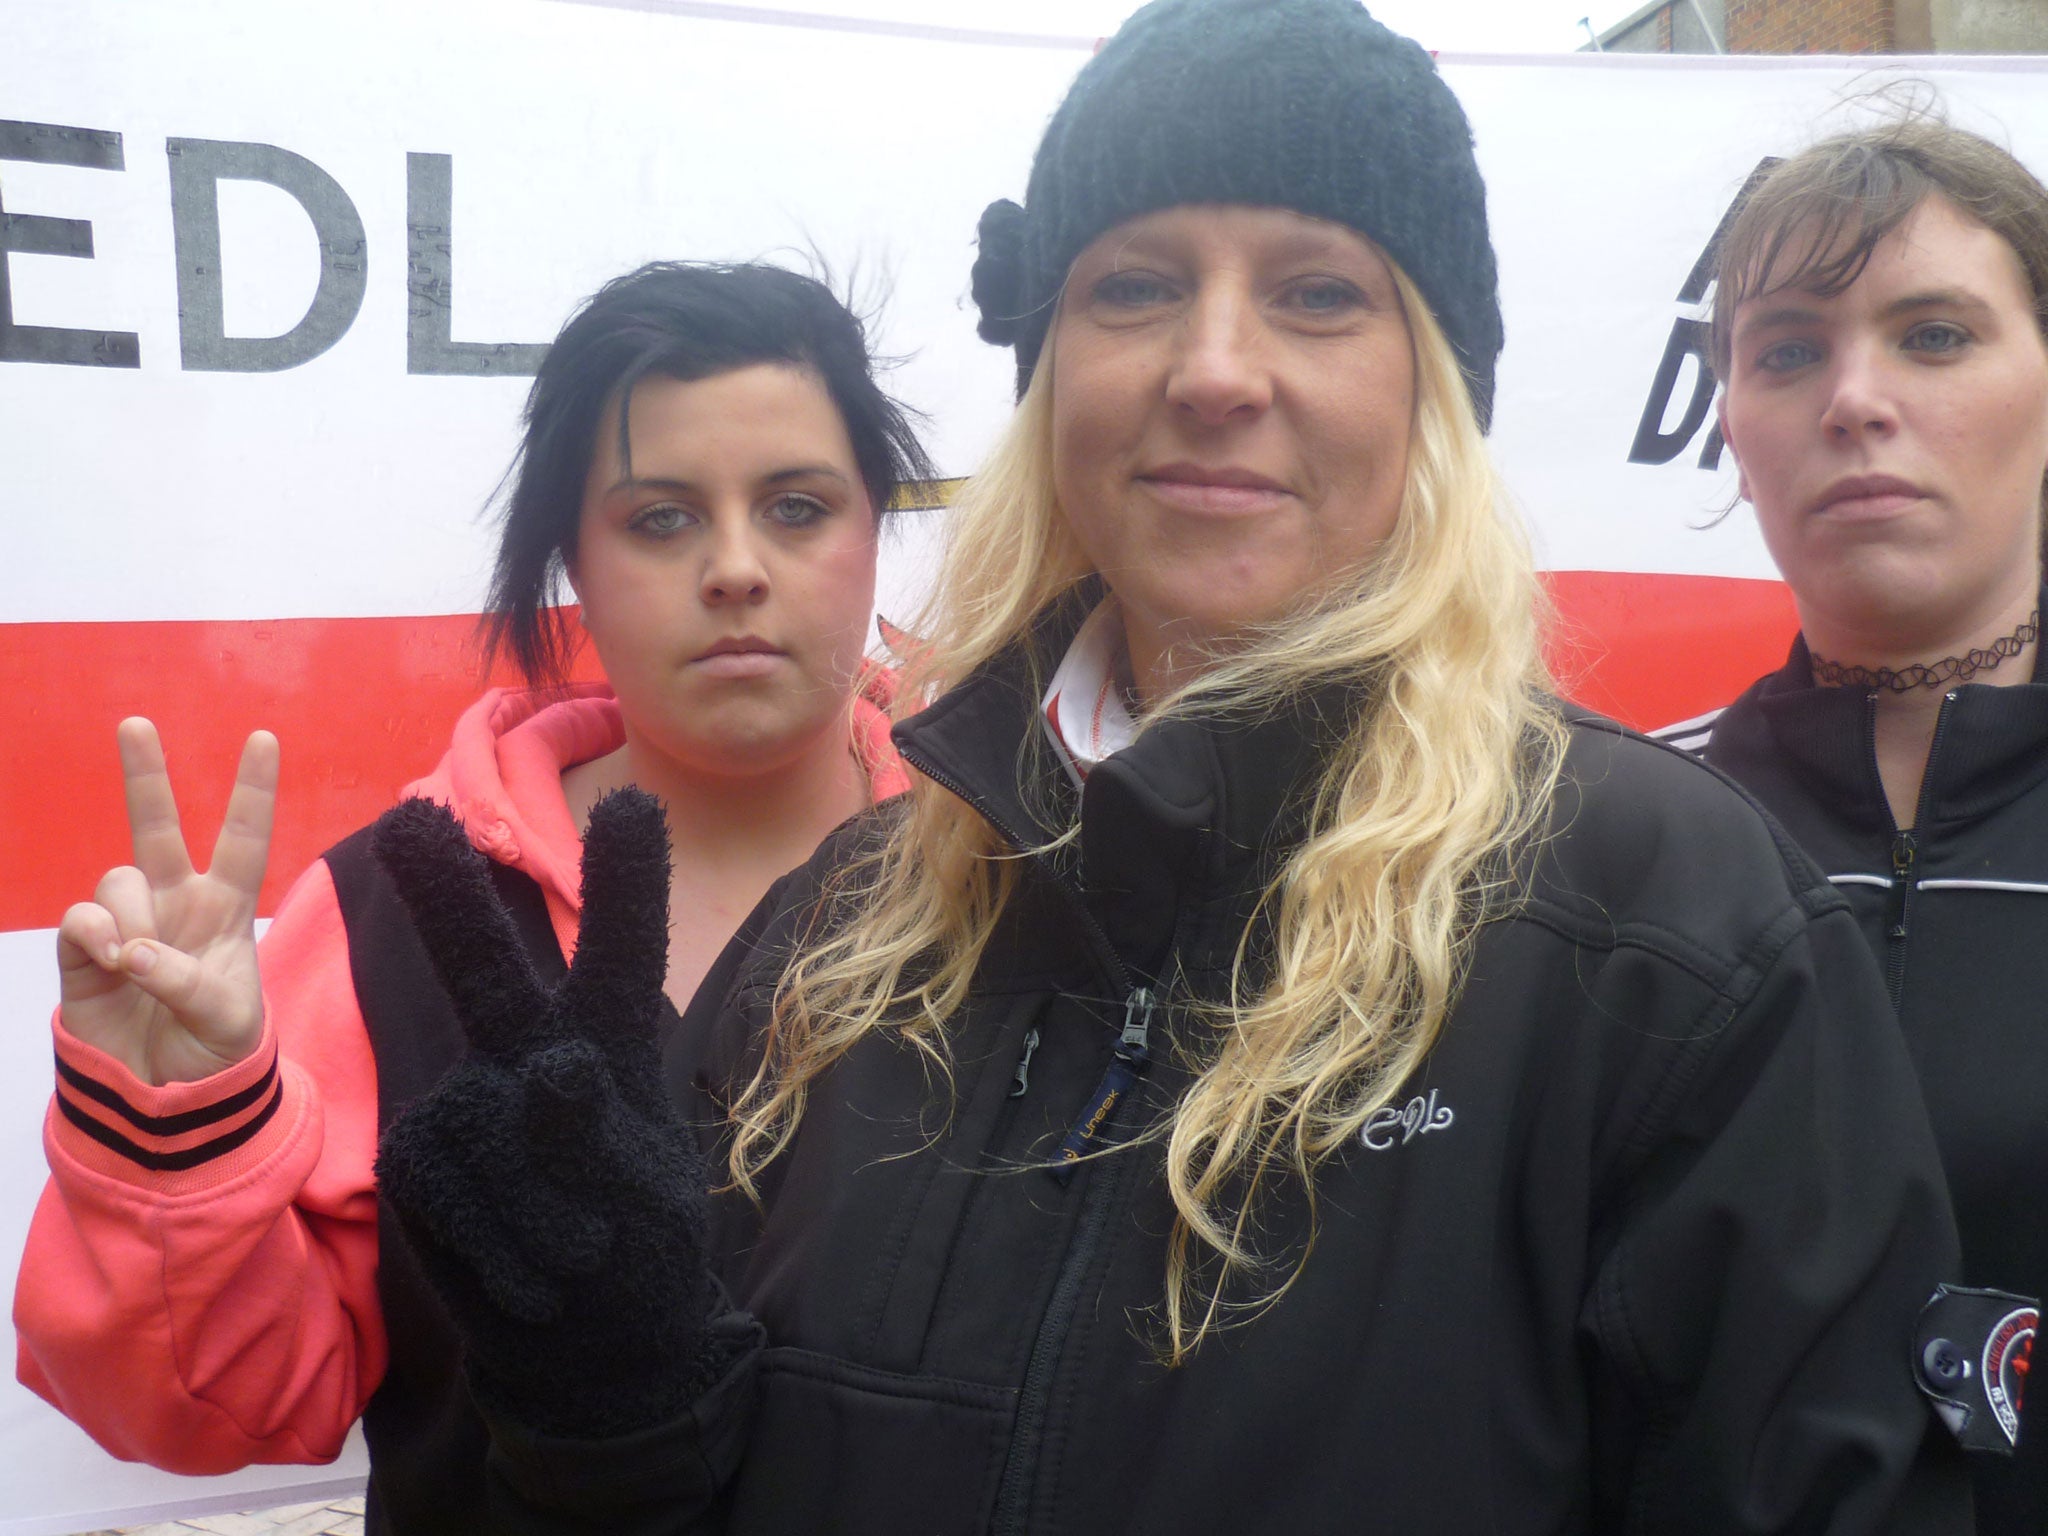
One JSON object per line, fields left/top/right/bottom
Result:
{"left": 971, "top": 0, "right": 1504, "bottom": 431}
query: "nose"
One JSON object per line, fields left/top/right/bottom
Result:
{"left": 1164, "top": 284, "right": 1273, "bottom": 425}
{"left": 699, "top": 517, "right": 770, "bottom": 605}
{"left": 1818, "top": 340, "right": 1900, "bottom": 444}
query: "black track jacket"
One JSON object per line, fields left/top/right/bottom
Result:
{"left": 1687, "top": 628, "right": 2048, "bottom": 1533}
{"left": 483, "top": 628, "right": 1970, "bottom": 1535}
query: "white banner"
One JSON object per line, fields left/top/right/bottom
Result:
{"left": 4, "top": 2, "right": 2046, "bottom": 1525}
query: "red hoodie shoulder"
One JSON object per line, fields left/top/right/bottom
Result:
{"left": 855, "top": 662, "right": 911, "bottom": 802}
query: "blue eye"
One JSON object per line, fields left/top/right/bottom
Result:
{"left": 1755, "top": 339, "right": 1821, "bottom": 373}
{"left": 767, "top": 493, "right": 829, "bottom": 528}
{"left": 1288, "top": 278, "right": 1363, "bottom": 314}
{"left": 1904, "top": 321, "right": 1972, "bottom": 355}
{"left": 1092, "top": 271, "right": 1175, "bottom": 308}
{"left": 628, "top": 504, "right": 690, "bottom": 536}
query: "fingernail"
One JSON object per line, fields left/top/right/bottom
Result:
{"left": 102, "top": 943, "right": 122, "bottom": 968}
{"left": 125, "top": 943, "right": 157, "bottom": 976}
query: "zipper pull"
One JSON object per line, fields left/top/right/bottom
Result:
{"left": 1888, "top": 830, "right": 1917, "bottom": 937}
{"left": 1048, "top": 987, "right": 1157, "bottom": 1185}
{"left": 1009, "top": 1026, "right": 1041, "bottom": 1099}
{"left": 1116, "top": 986, "right": 1155, "bottom": 1064}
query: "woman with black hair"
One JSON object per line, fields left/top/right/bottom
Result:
{"left": 13, "top": 260, "right": 932, "bottom": 1533}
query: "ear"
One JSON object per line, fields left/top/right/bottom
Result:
{"left": 1716, "top": 397, "right": 1751, "bottom": 503}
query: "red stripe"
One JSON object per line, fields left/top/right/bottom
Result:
{"left": 0, "top": 575, "right": 1795, "bottom": 934}
{"left": 1, "top": 614, "right": 598, "bottom": 934}
{"left": 1541, "top": 570, "right": 1797, "bottom": 731}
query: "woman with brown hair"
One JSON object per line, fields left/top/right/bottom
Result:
{"left": 1681, "top": 115, "right": 2048, "bottom": 1530}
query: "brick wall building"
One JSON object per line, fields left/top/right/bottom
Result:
{"left": 1585, "top": 0, "right": 2048, "bottom": 53}
{"left": 1729, "top": 0, "right": 1895, "bottom": 52}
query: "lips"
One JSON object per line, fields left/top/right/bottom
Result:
{"left": 1137, "top": 462, "right": 1292, "bottom": 514}
{"left": 1808, "top": 474, "right": 1928, "bottom": 519}
{"left": 690, "top": 637, "right": 786, "bottom": 676}
{"left": 1142, "top": 462, "right": 1287, "bottom": 491}
{"left": 694, "top": 636, "right": 782, "bottom": 661}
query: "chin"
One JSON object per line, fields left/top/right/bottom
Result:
{"left": 703, "top": 707, "right": 852, "bottom": 773}
{"left": 1811, "top": 569, "right": 1989, "bottom": 643}
{"left": 1791, "top": 541, "right": 1932, "bottom": 607}
{"left": 1140, "top": 582, "right": 1299, "bottom": 640}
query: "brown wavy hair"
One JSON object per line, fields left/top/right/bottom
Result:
{"left": 1710, "top": 111, "right": 2048, "bottom": 382}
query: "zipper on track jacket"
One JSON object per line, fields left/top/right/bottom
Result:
{"left": 1877, "top": 691, "right": 1955, "bottom": 1011}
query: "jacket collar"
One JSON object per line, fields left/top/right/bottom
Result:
{"left": 891, "top": 594, "right": 1351, "bottom": 985}
{"left": 1750, "top": 597, "right": 2048, "bottom": 832}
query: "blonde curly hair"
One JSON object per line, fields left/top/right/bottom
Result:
{"left": 727, "top": 260, "right": 1566, "bottom": 1362}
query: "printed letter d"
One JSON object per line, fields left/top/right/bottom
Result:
{"left": 167, "top": 138, "right": 366, "bottom": 372}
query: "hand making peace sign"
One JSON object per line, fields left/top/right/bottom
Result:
{"left": 370, "top": 788, "right": 729, "bottom": 1439}
{"left": 54, "top": 718, "right": 277, "bottom": 1086}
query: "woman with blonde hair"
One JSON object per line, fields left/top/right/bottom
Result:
{"left": 1678, "top": 113, "right": 2048, "bottom": 1531}
{"left": 366, "top": 3, "right": 1971, "bottom": 1530}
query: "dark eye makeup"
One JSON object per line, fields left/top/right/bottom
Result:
{"left": 626, "top": 503, "right": 692, "bottom": 536}
{"left": 766, "top": 492, "right": 832, "bottom": 528}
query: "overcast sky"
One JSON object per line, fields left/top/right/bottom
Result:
{"left": 626, "top": 0, "right": 1670, "bottom": 53}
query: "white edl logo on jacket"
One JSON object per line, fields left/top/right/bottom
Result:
{"left": 1360, "top": 1088, "right": 1455, "bottom": 1151}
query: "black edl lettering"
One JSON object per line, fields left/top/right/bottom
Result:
{"left": 1627, "top": 317, "right": 1717, "bottom": 466}
{"left": 0, "top": 119, "right": 140, "bottom": 367}
{"left": 1625, "top": 157, "right": 1779, "bottom": 470}
{"left": 167, "top": 138, "right": 366, "bottom": 372}
{"left": 406, "top": 153, "right": 547, "bottom": 376}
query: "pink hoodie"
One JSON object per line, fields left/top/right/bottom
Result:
{"left": 14, "top": 678, "right": 906, "bottom": 1472}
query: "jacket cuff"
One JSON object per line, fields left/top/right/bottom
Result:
{"left": 49, "top": 1007, "right": 291, "bottom": 1193}
{"left": 482, "top": 1310, "right": 765, "bottom": 1530}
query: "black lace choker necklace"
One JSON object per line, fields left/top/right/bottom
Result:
{"left": 1808, "top": 610, "right": 2040, "bottom": 692}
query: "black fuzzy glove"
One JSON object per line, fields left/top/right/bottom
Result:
{"left": 371, "top": 789, "right": 724, "bottom": 1439}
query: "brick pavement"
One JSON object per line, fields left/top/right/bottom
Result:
{"left": 78, "top": 1497, "right": 367, "bottom": 1536}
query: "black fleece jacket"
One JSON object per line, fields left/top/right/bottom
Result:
{"left": 1693, "top": 626, "right": 2048, "bottom": 1534}
{"left": 477, "top": 625, "right": 1970, "bottom": 1535}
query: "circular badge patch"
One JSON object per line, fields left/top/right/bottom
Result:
{"left": 1982, "top": 1306, "right": 2037, "bottom": 1447}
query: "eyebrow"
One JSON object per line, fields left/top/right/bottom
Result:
{"left": 1736, "top": 288, "right": 1995, "bottom": 336}
{"left": 1262, "top": 229, "right": 1375, "bottom": 264}
{"left": 605, "top": 464, "right": 854, "bottom": 495}
{"left": 1880, "top": 288, "right": 1995, "bottom": 318}
{"left": 1105, "top": 225, "right": 1380, "bottom": 272}
{"left": 1735, "top": 303, "right": 1824, "bottom": 334}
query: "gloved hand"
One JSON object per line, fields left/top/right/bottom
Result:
{"left": 371, "top": 789, "right": 724, "bottom": 1439}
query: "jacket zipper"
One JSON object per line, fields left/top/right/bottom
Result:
{"left": 991, "top": 986, "right": 1155, "bottom": 1536}
{"left": 897, "top": 737, "right": 1151, "bottom": 1536}
{"left": 1883, "top": 829, "right": 1915, "bottom": 1007}
{"left": 1049, "top": 988, "right": 1156, "bottom": 1181}
{"left": 1876, "top": 691, "right": 1954, "bottom": 1010}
